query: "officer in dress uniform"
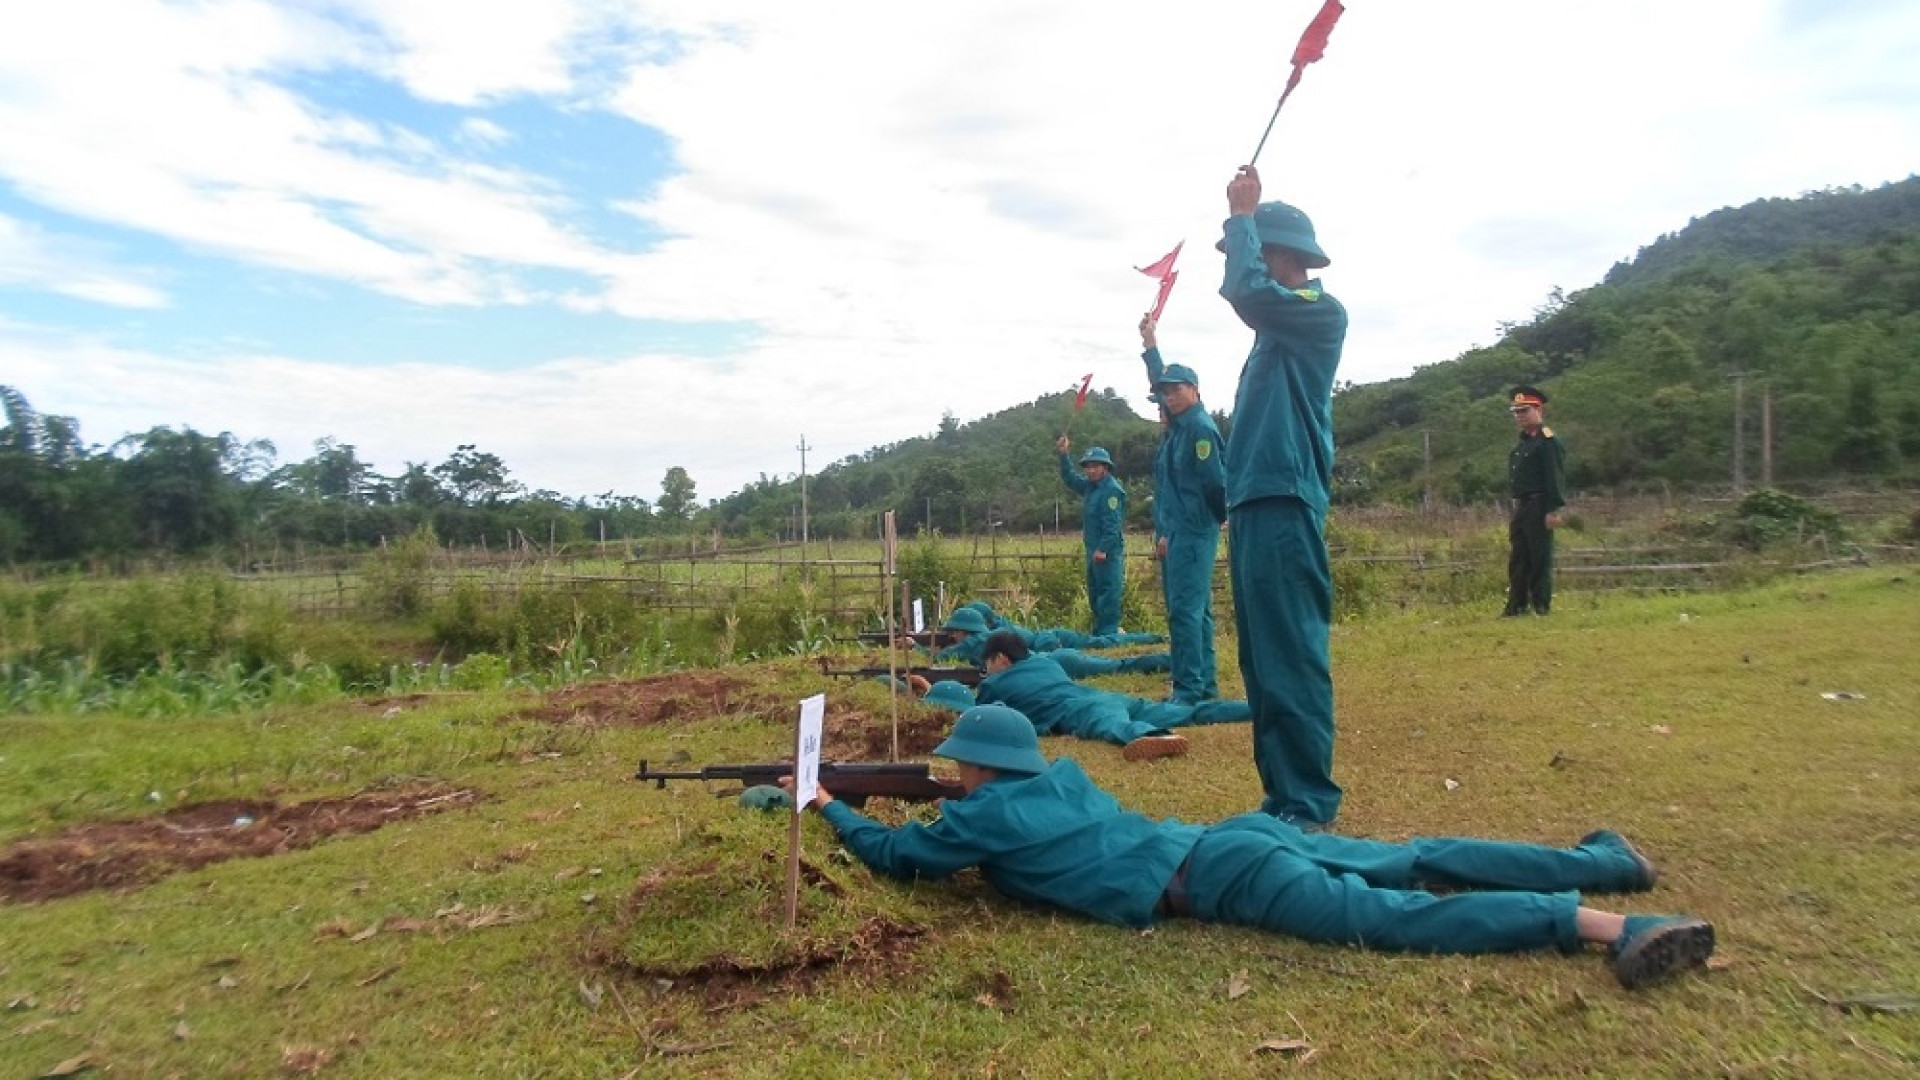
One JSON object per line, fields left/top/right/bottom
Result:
{"left": 1505, "top": 386, "right": 1568, "bottom": 616}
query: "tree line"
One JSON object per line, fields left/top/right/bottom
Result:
{"left": 6, "top": 177, "right": 1916, "bottom": 565}
{"left": 0, "top": 387, "right": 713, "bottom": 564}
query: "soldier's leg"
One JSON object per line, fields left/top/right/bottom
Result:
{"left": 1090, "top": 553, "right": 1124, "bottom": 636}
{"left": 1186, "top": 825, "right": 1582, "bottom": 954}
{"left": 1164, "top": 529, "right": 1219, "bottom": 702}
{"left": 1204, "top": 817, "right": 1653, "bottom": 894}
{"left": 1228, "top": 498, "right": 1341, "bottom": 825}
{"left": 1504, "top": 511, "right": 1529, "bottom": 616}
{"left": 1532, "top": 516, "right": 1556, "bottom": 615}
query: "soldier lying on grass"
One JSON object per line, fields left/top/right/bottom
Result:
{"left": 782, "top": 704, "right": 1716, "bottom": 990}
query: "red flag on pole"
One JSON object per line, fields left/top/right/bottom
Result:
{"left": 1135, "top": 242, "right": 1183, "bottom": 282}
{"left": 1147, "top": 270, "right": 1179, "bottom": 324}
{"left": 1291, "top": 0, "right": 1344, "bottom": 69}
{"left": 1249, "top": 0, "right": 1345, "bottom": 164}
{"left": 1073, "top": 373, "right": 1095, "bottom": 409}
{"left": 1137, "top": 241, "right": 1183, "bottom": 323}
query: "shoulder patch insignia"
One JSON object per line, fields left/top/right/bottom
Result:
{"left": 1107, "top": 496, "right": 1120, "bottom": 510}
{"left": 1292, "top": 288, "right": 1321, "bottom": 301}
{"left": 1541, "top": 426, "right": 1554, "bottom": 438}
{"left": 1195, "top": 439, "right": 1213, "bottom": 460}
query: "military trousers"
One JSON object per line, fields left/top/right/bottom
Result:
{"left": 1160, "top": 528, "right": 1221, "bottom": 702}
{"left": 1084, "top": 547, "right": 1126, "bottom": 636}
{"left": 1228, "top": 496, "right": 1342, "bottom": 824}
{"left": 1506, "top": 497, "right": 1555, "bottom": 615}
{"left": 1184, "top": 815, "right": 1648, "bottom": 953}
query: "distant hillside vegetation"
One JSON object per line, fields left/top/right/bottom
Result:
{"left": 1329, "top": 176, "right": 1920, "bottom": 504}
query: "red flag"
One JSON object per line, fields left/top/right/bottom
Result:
{"left": 1147, "top": 270, "right": 1179, "bottom": 324}
{"left": 1137, "top": 241, "right": 1183, "bottom": 322}
{"left": 1291, "top": 0, "right": 1344, "bottom": 69}
{"left": 1135, "top": 241, "right": 1183, "bottom": 282}
{"left": 1073, "top": 373, "right": 1094, "bottom": 409}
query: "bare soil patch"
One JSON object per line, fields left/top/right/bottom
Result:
{"left": 0, "top": 786, "right": 480, "bottom": 903}
{"left": 513, "top": 672, "right": 760, "bottom": 727}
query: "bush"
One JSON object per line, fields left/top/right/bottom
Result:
{"left": 361, "top": 525, "right": 441, "bottom": 618}
{"left": 1718, "top": 489, "right": 1845, "bottom": 550}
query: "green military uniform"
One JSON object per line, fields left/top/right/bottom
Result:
{"left": 1218, "top": 202, "right": 1346, "bottom": 826}
{"left": 931, "top": 608, "right": 1166, "bottom": 671}
{"left": 1058, "top": 448, "right": 1127, "bottom": 636}
{"left": 972, "top": 654, "right": 1251, "bottom": 746}
{"left": 823, "top": 756, "right": 1652, "bottom": 952}
{"left": 1141, "top": 353, "right": 1228, "bottom": 703}
{"left": 1505, "top": 386, "right": 1568, "bottom": 616}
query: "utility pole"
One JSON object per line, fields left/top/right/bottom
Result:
{"left": 1728, "top": 369, "right": 1748, "bottom": 494}
{"left": 1421, "top": 430, "right": 1434, "bottom": 512}
{"left": 796, "top": 435, "right": 812, "bottom": 552}
{"left": 1761, "top": 387, "right": 1774, "bottom": 488}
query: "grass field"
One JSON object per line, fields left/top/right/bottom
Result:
{"left": 1, "top": 568, "right": 1916, "bottom": 1078}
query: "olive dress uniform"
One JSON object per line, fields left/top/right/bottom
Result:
{"left": 1506, "top": 393, "right": 1567, "bottom": 616}
{"left": 821, "top": 756, "right": 1653, "bottom": 953}
{"left": 1141, "top": 351, "right": 1229, "bottom": 703}
{"left": 972, "top": 654, "right": 1251, "bottom": 746}
{"left": 1058, "top": 451, "right": 1128, "bottom": 636}
{"left": 1218, "top": 206, "right": 1346, "bottom": 826}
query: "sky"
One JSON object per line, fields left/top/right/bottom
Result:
{"left": 3, "top": 0, "right": 1917, "bottom": 505}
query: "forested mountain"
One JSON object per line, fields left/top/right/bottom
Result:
{"left": 1331, "top": 176, "right": 1920, "bottom": 503}
{"left": 5, "top": 178, "right": 1916, "bottom": 564}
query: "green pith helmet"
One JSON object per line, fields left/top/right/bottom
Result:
{"left": 738, "top": 784, "right": 794, "bottom": 811}
{"left": 1215, "top": 200, "right": 1330, "bottom": 268}
{"left": 1154, "top": 363, "right": 1199, "bottom": 391}
{"left": 1078, "top": 446, "right": 1115, "bottom": 468}
{"left": 942, "top": 607, "right": 990, "bottom": 634}
{"left": 922, "top": 680, "right": 977, "bottom": 713}
{"left": 962, "top": 600, "right": 996, "bottom": 620}
{"left": 933, "top": 705, "right": 1049, "bottom": 775}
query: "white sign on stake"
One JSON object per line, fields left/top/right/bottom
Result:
{"left": 792, "top": 694, "right": 826, "bottom": 809}
{"left": 911, "top": 598, "right": 925, "bottom": 634}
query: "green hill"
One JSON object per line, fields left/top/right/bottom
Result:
{"left": 714, "top": 177, "right": 1920, "bottom": 532}
{"left": 1330, "top": 177, "right": 1920, "bottom": 503}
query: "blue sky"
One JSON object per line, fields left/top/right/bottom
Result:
{"left": 3, "top": 0, "right": 1917, "bottom": 502}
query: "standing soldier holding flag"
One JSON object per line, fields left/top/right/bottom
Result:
{"left": 1218, "top": 164, "right": 1346, "bottom": 831}
{"left": 1055, "top": 436, "right": 1128, "bottom": 637}
{"left": 1139, "top": 315, "right": 1227, "bottom": 704}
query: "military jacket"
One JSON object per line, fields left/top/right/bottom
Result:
{"left": 821, "top": 758, "right": 1201, "bottom": 927}
{"left": 1058, "top": 455, "right": 1126, "bottom": 558}
{"left": 1217, "top": 215, "right": 1347, "bottom": 513}
{"left": 1507, "top": 428, "right": 1567, "bottom": 511}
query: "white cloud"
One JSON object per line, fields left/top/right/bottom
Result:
{"left": 0, "top": 213, "right": 170, "bottom": 309}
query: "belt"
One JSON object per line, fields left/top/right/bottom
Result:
{"left": 1155, "top": 854, "right": 1194, "bottom": 918}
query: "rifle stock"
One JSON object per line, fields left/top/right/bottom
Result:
{"left": 633, "top": 760, "right": 964, "bottom": 808}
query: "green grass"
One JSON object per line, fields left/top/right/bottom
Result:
{"left": 2, "top": 570, "right": 1917, "bottom": 1077}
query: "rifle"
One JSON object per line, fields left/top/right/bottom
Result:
{"left": 849, "top": 629, "right": 958, "bottom": 647}
{"left": 633, "top": 760, "right": 964, "bottom": 808}
{"left": 820, "top": 664, "right": 984, "bottom": 687}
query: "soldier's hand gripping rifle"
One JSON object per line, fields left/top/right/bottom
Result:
{"left": 633, "top": 760, "right": 964, "bottom": 808}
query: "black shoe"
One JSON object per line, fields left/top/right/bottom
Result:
{"left": 1580, "top": 830, "right": 1658, "bottom": 890}
{"left": 1611, "top": 916, "right": 1714, "bottom": 989}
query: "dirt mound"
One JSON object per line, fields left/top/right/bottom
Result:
{"left": 0, "top": 786, "right": 480, "bottom": 903}
{"left": 514, "top": 672, "right": 763, "bottom": 726}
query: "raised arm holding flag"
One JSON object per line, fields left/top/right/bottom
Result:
{"left": 1248, "top": 0, "right": 1345, "bottom": 165}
